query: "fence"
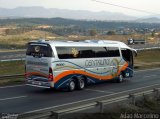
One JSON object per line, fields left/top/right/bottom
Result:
{"left": 19, "top": 87, "right": 160, "bottom": 119}
{"left": 0, "top": 74, "right": 24, "bottom": 79}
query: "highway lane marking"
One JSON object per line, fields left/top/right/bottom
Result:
{"left": 0, "top": 84, "right": 25, "bottom": 89}
{"left": 85, "top": 89, "right": 114, "bottom": 93}
{"left": 143, "top": 75, "right": 158, "bottom": 78}
{"left": 135, "top": 68, "right": 160, "bottom": 73}
{"left": 84, "top": 88, "right": 114, "bottom": 93}
{"left": 0, "top": 95, "right": 27, "bottom": 101}
{"left": 24, "top": 83, "right": 160, "bottom": 114}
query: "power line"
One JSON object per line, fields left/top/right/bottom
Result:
{"left": 92, "top": 0, "right": 159, "bottom": 15}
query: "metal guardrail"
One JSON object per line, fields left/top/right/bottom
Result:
{"left": 0, "top": 58, "right": 25, "bottom": 62}
{"left": 0, "top": 74, "right": 24, "bottom": 79}
{"left": 136, "top": 46, "right": 160, "bottom": 51}
{"left": 19, "top": 86, "right": 160, "bottom": 119}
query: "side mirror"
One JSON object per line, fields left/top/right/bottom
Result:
{"left": 132, "top": 49, "right": 137, "bottom": 57}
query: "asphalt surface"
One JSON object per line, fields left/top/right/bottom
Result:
{"left": 129, "top": 43, "right": 160, "bottom": 50}
{"left": 0, "top": 68, "right": 159, "bottom": 113}
{"left": 0, "top": 51, "right": 25, "bottom": 61}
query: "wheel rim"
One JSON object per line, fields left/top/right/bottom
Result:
{"left": 70, "top": 81, "right": 75, "bottom": 90}
{"left": 119, "top": 74, "right": 123, "bottom": 82}
{"left": 79, "top": 79, "right": 85, "bottom": 89}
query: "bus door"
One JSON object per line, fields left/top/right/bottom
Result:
{"left": 121, "top": 49, "right": 134, "bottom": 78}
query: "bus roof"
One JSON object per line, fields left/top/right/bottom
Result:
{"left": 29, "top": 39, "right": 135, "bottom": 51}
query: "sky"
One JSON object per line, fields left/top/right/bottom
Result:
{"left": 0, "top": 0, "right": 159, "bottom": 17}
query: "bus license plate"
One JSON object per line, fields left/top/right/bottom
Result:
{"left": 32, "top": 81, "right": 41, "bottom": 85}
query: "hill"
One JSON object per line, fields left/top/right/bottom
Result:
{"left": 0, "top": 18, "right": 160, "bottom": 30}
{"left": 0, "top": 6, "right": 136, "bottom": 21}
{"left": 136, "top": 17, "right": 160, "bottom": 23}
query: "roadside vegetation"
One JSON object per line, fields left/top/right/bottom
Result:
{"left": 134, "top": 49, "right": 160, "bottom": 69}
{"left": 0, "top": 60, "right": 24, "bottom": 75}
{"left": 74, "top": 95, "right": 160, "bottom": 119}
{"left": 0, "top": 30, "right": 58, "bottom": 49}
{"left": 0, "top": 18, "right": 160, "bottom": 50}
{"left": 0, "top": 60, "right": 25, "bottom": 86}
{"left": 0, "top": 32, "right": 158, "bottom": 50}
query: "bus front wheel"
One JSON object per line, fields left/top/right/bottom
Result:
{"left": 117, "top": 73, "right": 124, "bottom": 83}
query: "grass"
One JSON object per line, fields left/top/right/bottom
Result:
{"left": 0, "top": 28, "right": 158, "bottom": 50}
{"left": 0, "top": 60, "right": 25, "bottom": 86}
{"left": 0, "top": 49, "right": 25, "bottom": 52}
{"left": 0, "top": 35, "right": 29, "bottom": 49}
{"left": 135, "top": 49, "right": 160, "bottom": 63}
{"left": 134, "top": 49, "right": 160, "bottom": 69}
{"left": 0, "top": 78, "right": 24, "bottom": 86}
{"left": 0, "top": 60, "right": 24, "bottom": 75}
{"left": 0, "top": 30, "right": 58, "bottom": 49}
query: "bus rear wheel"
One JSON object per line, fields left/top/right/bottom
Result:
{"left": 68, "top": 80, "right": 76, "bottom": 91}
{"left": 77, "top": 77, "right": 85, "bottom": 90}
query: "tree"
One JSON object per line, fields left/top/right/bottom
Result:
{"left": 89, "top": 29, "right": 97, "bottom": 36}
{"left": 107, "top": 30, "right": 116, "bottom": 35}
{"left": 151, "top": 31, "right": 155, "bottom": 37}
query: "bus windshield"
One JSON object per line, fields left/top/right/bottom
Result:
{"left": 121, "top": 49, "right": 133, "bottom": 66}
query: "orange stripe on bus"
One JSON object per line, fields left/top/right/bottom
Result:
{"left": 54, "top": 70, "right": 113, "bottom": 83}
{"left": 26, "top": 63, "right": 128, "bottom": 83}
{"left": 118, "top": 62, "right": 129, "bottom": 75}
{"left": 54, "top": 63, "right": 129, "bottom": 83}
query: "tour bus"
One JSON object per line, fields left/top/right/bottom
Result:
{"left": 25, "top": 39, "right": 137, "bottom": 91}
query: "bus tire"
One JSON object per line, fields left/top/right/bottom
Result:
{"left": 117, "top": 73, "right": 124, "bottom": 83}
{"left": 68, "top": 80, "right": 76, "bottom": 91}
{"left": 77, "top": 77, "right": 85, "bottom": 90}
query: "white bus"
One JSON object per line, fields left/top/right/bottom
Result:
{"left": 25, "top": 39, "right": 136, "bottom": 91}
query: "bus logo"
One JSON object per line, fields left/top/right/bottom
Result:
{"left": 35, "top": 46, "right": 40, "bottom": 52}
{"left": 72, "top": 48, "right": 78, "bottom": 57}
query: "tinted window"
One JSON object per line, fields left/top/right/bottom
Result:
{"left": 57, "top": 47, "right": 96, "bottom": 59}
{"left": 56, "top": 47, "right": 119, "bottom": 59}
{"left": 107, "top": 47, "right": 120, "bottom": 57}
{"left": 95, "top": 47, "right": 108, "bottom": 57}
{"left": 26, "top": 43, "right": 54, "bottom": 57}
{"left": 56, "top": 47, "right": 73, "bottom": 59}
{"left": 79, "top": 47, "right": 96, "bottom": 58}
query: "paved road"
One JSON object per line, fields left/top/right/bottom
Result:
{"left": 0, "top": 51, "right": 25, "bottom": 61}
{"left": 0, "top": 68, "right": 159, "bottom": 113}
{"left": 129, "top": 43, "right": 160, "bottom": 50}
